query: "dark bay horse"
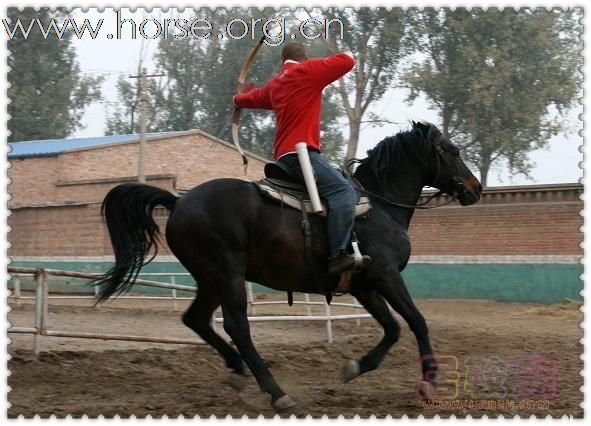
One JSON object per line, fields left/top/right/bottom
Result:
{"left": 95, "top": 121, "right": 482, "bottom": 411}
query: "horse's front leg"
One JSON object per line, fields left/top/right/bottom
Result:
{"left": 375, "top": 271, "right": 437, "bottom": 399}
{"left": 343, "top": 290, "right": 401, "bottom": 382}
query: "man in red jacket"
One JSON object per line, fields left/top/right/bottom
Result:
{"left": 234, "top": 42, "right": 368, "bottom": 275}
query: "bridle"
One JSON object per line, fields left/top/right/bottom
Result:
{"left": 431, "top": 140, "right": 470, "bottom": 201}
{"left": 347, "top": 139, "right": 466, "bottom": 210}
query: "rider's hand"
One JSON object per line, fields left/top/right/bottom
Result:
{"left": 237, "top": 81, "right": 256, "bottom": 94}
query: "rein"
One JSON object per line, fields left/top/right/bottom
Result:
{"left": 359, "top": 187, "right": 456, "bottom": 210}
{"left": 346, "top": 148, "right": 458, "bottom": 211}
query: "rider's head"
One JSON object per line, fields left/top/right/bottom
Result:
{"left": 281, "top": 42, "right": 307, "bottom": 63}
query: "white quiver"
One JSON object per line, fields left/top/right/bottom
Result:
{"left": 295, "top": 142, "right": 323, "bottom": 213}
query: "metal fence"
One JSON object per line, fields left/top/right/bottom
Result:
{"left": 8, "top": 266, "right": 371, "bottom": 355}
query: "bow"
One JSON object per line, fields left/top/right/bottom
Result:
{"left": 231, "top": 35, "right": 267, "bottom": 173}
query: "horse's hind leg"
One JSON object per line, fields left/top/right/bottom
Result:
{"left": 343, "top": 290, "right": 401, "bottom": 383}
{"left": 220, "top": 278, "right": 295, "bottom": 412}
{"left": 182, "top": 283, "right": 246, "bottom": 387}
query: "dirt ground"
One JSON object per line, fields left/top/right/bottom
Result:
{"left": 7, "top": 293, "right": 583, "bottom": 418}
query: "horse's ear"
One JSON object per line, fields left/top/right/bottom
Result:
{"left": 413, "top": 121, "right": 429, "bottom": 136}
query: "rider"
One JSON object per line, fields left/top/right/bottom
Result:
{"left": 233, "top": 42, "right": 369, "bottom": 276}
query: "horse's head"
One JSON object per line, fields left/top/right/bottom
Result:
{"left": 413, "top": 121, "right": 482, "bottom": 206}
{"left": 355, "top": 122, "right": 482, "bottom": 208}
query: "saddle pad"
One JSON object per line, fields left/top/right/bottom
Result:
{"left": 256, "top": 182, "right": 371, "bottom": 218}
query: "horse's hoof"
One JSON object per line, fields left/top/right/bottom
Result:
{"left": 343, "top": 360, "right": 360, "bottom": 383}
{"left": 227, "top": 373, "right": 247, "bottom": 391}
{"left": 272, "top": 394, "right": 297, "bottom": 412}
{"left": 418, "top": 380, "right": 433, "bottom": 400}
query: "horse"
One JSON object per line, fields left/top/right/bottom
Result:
{"left": 94, "top": 121, "right": 482, "bottom": 411}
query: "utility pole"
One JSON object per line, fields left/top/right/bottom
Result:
{"left": 129, "top": 68, "right": 164, "bottom": 184}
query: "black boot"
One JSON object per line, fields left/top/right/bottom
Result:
{"left": 328, "top": 253, "right": 356, "bottom": 276}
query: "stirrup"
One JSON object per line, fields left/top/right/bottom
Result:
{"left": 351, "top": 240, "right": 365, "bottom": 272}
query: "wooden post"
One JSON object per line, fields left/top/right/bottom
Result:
{"left": 324, "top": 298, "right": 333, "bottom": 344}
{"left": 13, "top": 277, "right": 21, "bottom": 306}
{"left": 138, "top": 67, "right": 147, "bottom": 183}
{"left": 129, "top": 68, "right": 163, "bottom": 184}
{"left": 42, "top": 273, "right": 49, "bottom": 322}
{"left": 304, "top": 293, "right": 312, "bottom": 316}
{"left": 247, "top": 282, "right": 256, "bottom": 315}
{"left": 354, "top": 297, "right": 361, "bottom": 326}
{"left": 33, "top": 270, "right": 46, "bottom": 356}
{"left": 171, "top": 276, "right": 178, "bottom": 311}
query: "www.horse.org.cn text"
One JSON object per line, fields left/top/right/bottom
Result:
{"left": 3, "top": 11, "right": 346, "bottom": 43}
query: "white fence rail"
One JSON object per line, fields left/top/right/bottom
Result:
{"left": 8, "top": 267, "right": 370, "bottom": 355}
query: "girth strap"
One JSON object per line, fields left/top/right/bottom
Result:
{"left": 299, "top": 197, "right": 313, "bottom": 266}
{"left": 286, "top": 197, "right": 317, "bottom": 305}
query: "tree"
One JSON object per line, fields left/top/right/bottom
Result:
{"left": 106, "top": 8, "right": 348, "bottom": 163}
{"left": 404, "top": 8, "right": 581, "bottom": 186}
{"left": 203, "top": 14, "right": 348, "bottom": 162}
{"left": 104, "top": 74, "right": 163, "bottom": 135}
{"left": 196, "top": 11, "right": 280, "bottom": 158}
{"left": 152, "top": 9, "right": 228, "bottom": 132}
{"left": 312, "top": 8, "right": 409, "bottom": 161}
{"left": 192, "top": 7, "right": 348, "bottom": 162}
{"left": 7, "top": 7, "right": 103, "bottom": 142}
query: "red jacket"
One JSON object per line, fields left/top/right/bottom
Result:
{"left": 234, "top": 52, "right": 355, "bottom": 160}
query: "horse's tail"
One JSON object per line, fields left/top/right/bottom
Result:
{"left": 94, "top": 183, "right": 178, "bottom": 302}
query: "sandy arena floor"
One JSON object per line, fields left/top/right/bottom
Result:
{"left": 7, "top": 293, "right": 583, "bottom": 418}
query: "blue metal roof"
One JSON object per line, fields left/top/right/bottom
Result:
{"left": 8, "top": 132, "right": 177, "bottom": 159}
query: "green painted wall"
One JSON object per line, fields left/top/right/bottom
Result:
{"left": 8, "top": 260, "right": 582, "bottom": 304}
{"left": 401, "top": 264, "right": 582, "bottom": 304}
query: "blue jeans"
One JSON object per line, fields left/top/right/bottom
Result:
{"left": 279, "top": 151, "right": 359, "bottom": 257}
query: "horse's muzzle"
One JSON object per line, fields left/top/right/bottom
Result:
{"left": 454, "top": 177, "right": 482, "bottom": 205}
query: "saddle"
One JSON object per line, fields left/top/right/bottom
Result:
{"left": 254, "top": 162, "right": 372, "bottom": 302}
{"left": 255, "top": 162, "right": 371, "bottom": 217}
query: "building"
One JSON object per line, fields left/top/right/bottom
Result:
{"left": 8, "top": 129, "right": 265, "bottom": 269}
{"left": 8, "top": 131, "right": 582, "bottom": 303}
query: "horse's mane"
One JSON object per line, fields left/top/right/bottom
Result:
{"left": 358, "top": 121, "right": 442, "bottom": 188}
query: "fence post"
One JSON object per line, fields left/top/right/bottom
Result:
{"left": 171, "top": 276, "right": 178, "bottom": 311}
{"left": 304, "top": 293, "right": 312, "bottom": 317}
{"left": 211, "top": 311, "right": 217, "bottom": 333}
{"left": 33, "top": 269, "right": 46, "bottom": 356}
{"left": 324, "top": 298, "right": 333, "bottom": 344}
{"left": 42, "top": 272, "right": 49, "bottom": 322}
{"left": 13, "top": 277, "right": 21, "bottom": 306}
{"left": 354, "top": 297, "right": 361, "bottom": 326}
{"left": 247, "top": 282, "right": 256, "bottom": 315}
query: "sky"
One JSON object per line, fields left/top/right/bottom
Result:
{"left": 68, "top": 7, "right": 583, "bottom": 187}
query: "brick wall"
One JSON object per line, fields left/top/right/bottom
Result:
{"left": 9, "top": 201, "right": 173, "bottom": 257}
{"left": 10, "top": 204, "right": 108, "bottom": 257}
{"left": 9, "top": 175, "right": 175, "bottom": 257}
{"left": 10, "top": 183, "right": 582, "bottom": 258}
{"left": 8, "top": 132, "right": 582, "bottom": 259}
{"left": 8, "top": 131, "right": 266, "bottom": 257}
{"left": 9, "top": 131, "right": 266, "bottom": 208}
{"left": 409, "top": 184, "right": 582, "bottom": 256}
